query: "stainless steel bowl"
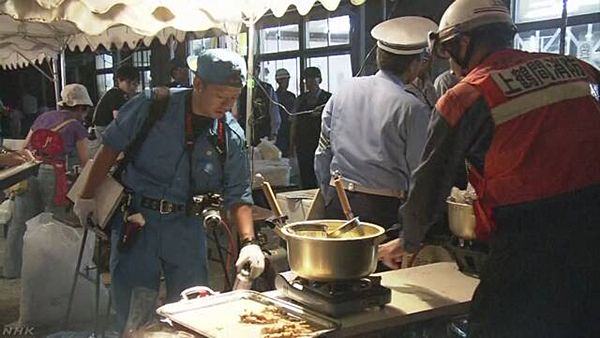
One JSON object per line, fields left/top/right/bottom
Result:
{"left": 447, "top": 200, "right": 476, "bottom": 240}
{"left": 281, "top": 220, "right": 385, "bottom": 281}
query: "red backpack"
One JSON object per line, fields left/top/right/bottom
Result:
{"left": 28, "top": 118, "right": 78, "bottom": 205}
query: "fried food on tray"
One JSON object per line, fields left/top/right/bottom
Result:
{"left": 240, "top": 305, "right": 284, "bottom": 324}
{"left": 262, "top": 322, "right": 312, "bottom": 338}
{"left": 239, "top": 305, "right": 313, "bottom": 337}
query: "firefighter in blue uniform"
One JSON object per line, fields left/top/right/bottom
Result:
{"left": 73, "top": 49, "right": 265, "bottom": 331}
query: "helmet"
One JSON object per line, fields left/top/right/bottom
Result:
{"left": 429, "top": 0, "right": 514, "bottom": 57}
{"left": 275, "top": 68, "right": 290, "bottom": 80}
{"left": 302, "top": 67, "right": 321, "bottom": 80}
{"left": 438, "top": 0, "right": 513, "bottom": 43}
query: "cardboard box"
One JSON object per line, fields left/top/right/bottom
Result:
{"left": 276, "top": 189, "right": 323, "bottom": 223}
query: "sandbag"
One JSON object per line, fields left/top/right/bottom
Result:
{"left": 19, "top": 212, "right": 108, "bottom": 327}
{"left": 0, "top": 197, "right": 14, "bottom": 225}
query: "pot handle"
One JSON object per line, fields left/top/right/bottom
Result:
{"left": 257, "top": 174, "right": 283, "bottom": 218}
{"left": 256, "top": 174, "right": 288, "bottom": 240}
{"left": 333, "top": 172, "right": 354, "bottom": 220}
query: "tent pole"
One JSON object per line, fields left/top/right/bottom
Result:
{"left": 60, "top": 49, "right": 66, "bottom": 90}
{"left": 51, "top": 57, "right": 61, "bottom": 110}
{"left": 245, "top": 22, "right": 255, "bottom": 148}
{"left": 15, "top": 51, "right": 55, "bottom": 82}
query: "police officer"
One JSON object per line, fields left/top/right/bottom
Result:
{"left": 378, "top": 0, "right": 600, "bottom": 336}
{"left": 73, "top": 49, "right": 265, "bottom": 331}
{"left": 314, "top": 16, "right": 437, "bottom": 229}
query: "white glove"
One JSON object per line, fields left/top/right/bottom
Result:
{"left": 73, "top": 197, "right": 97, "bottom": 226}
{"left": 235, "top": 244, "right": 265, "bottom": 279}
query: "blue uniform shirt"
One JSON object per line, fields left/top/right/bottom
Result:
{"left": 102, "top": 89, "right": 253, "bottom": 208}
{"left": 315, "top": 70, "right": 430, "bottom": 195}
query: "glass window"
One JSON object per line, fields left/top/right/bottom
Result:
{"left": 566, "top": 23, "right": 600, "bottom": 69}
{"left": 514, "top": 28, "right": 562, "bottom": 53}
{"left": 306, "top": 15, "right": 350, "bottom": 49}
{"left": 515, "top": 0, "right": 600, "bottom": 23}
{"left": 306, "top": 19, "right": 328, "bottom": 49}
{"left": 259, "top": 58, "right": 301, "bottom": 95}
{"left": 306, "top": 53, "right": 352, "bottom": 93}
{"left": 132, "top": 50, "right": 151, "bottom": 68}
{"left": 96, "top": 73, "right": 114, "bottom": 98}
{"left": 329, "top": 16, "right": 351, "bottom": 46}
{"left": 514, "top": 0, "right": 562, "bottom": 23}
{"left": 259, "top": 24, "right": 300, "bottom": 54}
{"left": 567, "top": 0, "right": 600, "bottom": 17}
{"left": 190, "top": 37, "right": 219, "bottom": 56}
{"left": 95, "top": 54, "right": 113, "bottom": 70}
{"left": 137, "top": 70, "right": 152, "bottom": 92}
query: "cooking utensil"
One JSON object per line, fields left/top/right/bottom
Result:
{"left": 156, "top": 289, "right": 338, "bottom": 338}
{"left": 232, "top": 263, "right": 254, "bottom": 290}
{"left": 447, "top": 199, "right": 476, "bottom": 240}
{"left": 282, "top": 220, "right": 385, "bottom": 281}
{"left": 326, "top": 216, "right": 360, "bottom": 238}
{"left": 256, "top": 174, "right": 283, "bottom": 218}
{"left": 332, "top": 172, "right": 354, "bottom": 220}
{"left": 257, "top": 175, "right": 384, "bottom": 281}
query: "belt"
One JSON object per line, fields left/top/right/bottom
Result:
{"left": 330, "top": 178, "right": 406, "bottom": 200}
{"left": 140, "top": 197, "right": 186, "bottom": 214}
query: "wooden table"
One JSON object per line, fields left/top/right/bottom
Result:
{"left": 269, "top": 262, "right": 479, "bottom": 337}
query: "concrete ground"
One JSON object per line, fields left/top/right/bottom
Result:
{"left": 0, "top": 220, "right": 235, "bottom": 335}
{"left": 0, "top": 229, "right": 20, "bottom": 326}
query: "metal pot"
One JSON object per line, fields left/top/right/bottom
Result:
{"left": 447, "top": 200, "right": 476, "bottom": 240}
{"left": 280, "top": 220, "right": 385, "bottom": 281}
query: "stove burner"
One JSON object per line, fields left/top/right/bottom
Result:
{"left": 275, "top": 273, "right": 391, "bottom": 317}
{"left": 294, "top": 276, "right": 377, "bottom": 297}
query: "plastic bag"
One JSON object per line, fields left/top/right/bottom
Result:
{"left": 0, "top": 197, "right": 15, "bottom": 225}
{"left": 252, "top": 158, "right": 291, "bottom": 188}
{"left": 255, "top": 137, "right": 281, "bottom": 161}
{"left": 448, "top": 183, "right": 477, "bottom": 204}
{"left": 19, "top": 212, "right": 107, "bottom": 327}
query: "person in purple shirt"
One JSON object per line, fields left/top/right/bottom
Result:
{"left": 1, "top": 84, "right": 91, "bottom": 279}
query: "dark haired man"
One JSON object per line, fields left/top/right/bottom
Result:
{"left": 168, "top": 58, "right": 190, "bottom": 88}
{"left": 89, "top": 65, "right": 139, "bottom": 157}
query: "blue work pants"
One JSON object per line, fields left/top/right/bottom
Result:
{"left": 108, "top": 194, "right": 208, "bottom": 332}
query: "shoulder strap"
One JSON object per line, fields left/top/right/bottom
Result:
{"left": 213, "top": 118, "right": 227, "bottom": 165}
{"left": 113, "top": 95, "right": 170, "bottom": 180}
{"left": 51, "top": 118, "right": 78, "bottom": 132}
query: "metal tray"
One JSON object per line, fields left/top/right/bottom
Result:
{"left": 156, "top": 289, "right": 339, "bottom": 338}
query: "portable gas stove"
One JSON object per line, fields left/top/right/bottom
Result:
{"left": 275, "top": 272, "right": 391, "bottom": 317}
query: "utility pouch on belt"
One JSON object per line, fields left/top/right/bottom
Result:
{"left": 116, "top": 194, "right": 144, "bottom": 253}
{"left": 117, "top": 219, "right": 143, "bottom": 253}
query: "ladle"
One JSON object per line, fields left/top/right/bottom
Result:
{"left": 325, "top": 172, "right": 365, "bottom": 238}
{"left": 326, "top": 216, "right": 360, "bottom": 238}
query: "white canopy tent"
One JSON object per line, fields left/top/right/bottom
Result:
{"left": 0, "top": 0, "right": 366, "bottom": 141}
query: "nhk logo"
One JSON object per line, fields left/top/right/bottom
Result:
{"left": 2, "top": 326, "right": 35, "bottom": 336}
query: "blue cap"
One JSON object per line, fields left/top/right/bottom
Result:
{"left": 187, "top": 49, "right": 247, "bottom": 88}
